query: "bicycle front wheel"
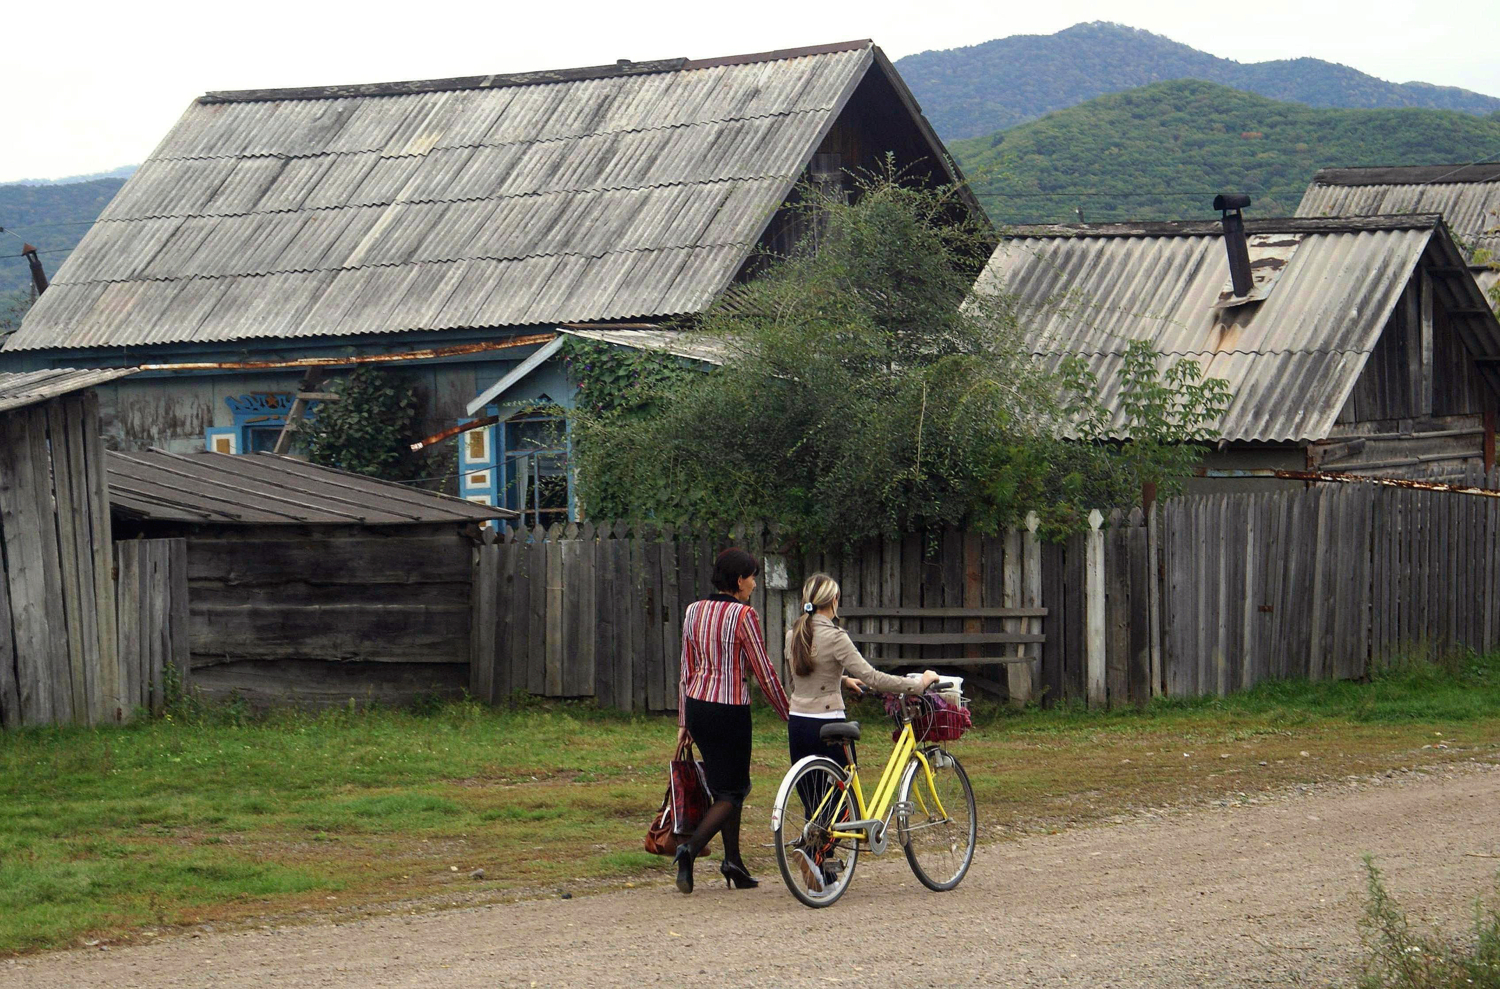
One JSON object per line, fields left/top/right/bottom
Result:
{"left": 772, "top": 757, "right": 859, "bottom": 908}
{"left": 897, "top": 748, "right": 976, "bottom": 892}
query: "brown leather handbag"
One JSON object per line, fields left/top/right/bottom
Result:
{"left": 644, "top": 738, "right": 713, "bottom": 856}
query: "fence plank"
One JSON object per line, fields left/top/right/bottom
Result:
{"left": 629, "top": 535, "right": 649, "bottom": 713}
{"left": 1085, "top": 510, "right": 1106, "bottom": 708}
{"left": 527, "top": 528, "right": 547, "bottom": 696}
{"left": 81, "top": 393, "right": 121, "bottom": 723}
{"left": 1002, "top": 528, "right": 1027, "bottom": 705}
{"left": 660, "top": 529, "right": 681, "bottom": 711}
{"left": 0, "top": 557, "right": 19, "bottom": 729}
{"left": 470, "top": 545, "right": 498, "bottom": 704}
{"left": 1105, "top": 512, "right": 1130, "bottom": 707}
{"left": 644, "top": 537, "right": 666, "bottom": 712}
{"left": 62, "top": 396, "right": 104, "bottom": 722}
{"left": 44, "top": 400, "right": 87, "bottom": 723}
{"left": 1127, "top": 510, "right": 1150, "bottom": 708}
{"left": 167, "top": 538, "right": 190, "bottom": 700}
{"left": 1146, "top": 504, "right": 1162, "bottom": 698}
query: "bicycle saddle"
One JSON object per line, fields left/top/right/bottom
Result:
{"left": 819, "top": 721, "right": 861, "bottom": 743}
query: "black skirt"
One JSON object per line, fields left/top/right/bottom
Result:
{"left": 684, "top": 697, "right": 752, "bottom": 807}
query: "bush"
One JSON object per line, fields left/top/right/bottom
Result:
{"left": 568, "top": 172, "right": 1229, "bottom": 548}
{"left": 1359, "top": 855, "right": 1500, "bottom": 989}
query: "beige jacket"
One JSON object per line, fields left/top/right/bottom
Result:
{"left": 785, "top": 615, "right": 925, "bottom": 717}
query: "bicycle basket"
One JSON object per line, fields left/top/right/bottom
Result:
{"left": 886, "top": 693, "right": 972, "bottom": 742}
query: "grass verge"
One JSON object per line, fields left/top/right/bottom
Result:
{"left": 2, "top": 650, "right": 1498, "bottom": 955}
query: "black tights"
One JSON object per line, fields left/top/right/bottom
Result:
{"left": 687, "top": 798, "right": 743, "bottom": 867}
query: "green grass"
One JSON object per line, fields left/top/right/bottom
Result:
{"left": 2, "top": 651, "right": 1498, "bottom": 955}
{"left": 1359, "top": 855, "right": 1500, "bottom": 988}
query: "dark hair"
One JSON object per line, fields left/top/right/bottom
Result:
{"left": 711, "top": 548, "right": 759, "bottom": 593}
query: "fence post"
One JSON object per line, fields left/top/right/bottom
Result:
{"left": 1023, "top": 513, "right": 1043, "bottom": 703}
{"left": 1085, "top": 509, "right": 1106, "bottom": 709}
{"left": 1146, "top": 503, "right": 1163, "bottom": 697}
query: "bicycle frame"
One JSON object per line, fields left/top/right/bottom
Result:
{"left": 814, "top": 710, "right": 950, "bottom": 849}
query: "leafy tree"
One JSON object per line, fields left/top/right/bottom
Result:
{"left": 951, "top": 80, "right": 1500, "bottom": 226}
{"left": 896, "top": 21, "right": 1500, "bottom": 142}
{"left": 299, "top": 367, "right": 422, "bottom": 481}
{"left": 0, "top": 289, "right": 32, "bottom": 337}
{"left": 568, "top": 175, "right": 1230, "bottom": 547}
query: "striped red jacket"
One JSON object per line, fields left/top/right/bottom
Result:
{"left": 678, "top": 595, "right": 790, "bottom": 726}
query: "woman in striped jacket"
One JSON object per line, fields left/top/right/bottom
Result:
{"left": 673, "top": 547, "right": 790, "bottom": 894}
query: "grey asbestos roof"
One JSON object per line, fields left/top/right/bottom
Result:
{"left": 107, "top": 449, "right": 514, "bottom": 524}
{"left": 1297, "top": 165, "right": 1500, "bottom": 258}
{"left": 0, "top": 367, "right": 137, "bottom": 413}
{"left": 7, "top": 42, "right": 889, "bottom": 353}
{"left": 974, "top": 215, "right": 1500, "bottom": 443}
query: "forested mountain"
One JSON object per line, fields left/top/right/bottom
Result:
{"left": 0, "top": 178, "right": 125, "bottom": 296}
{"left": 949, "top": 80, "right": 1500, "bottom": 225}
{"left": 898, "top": 22, "right": 1500, "bottom": 140}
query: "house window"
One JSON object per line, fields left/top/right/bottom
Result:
{"left": 205, "top": 393, "right": 317, "bottom": 455}
{"left": 503, "top": 413, "right": 570, "bottom": 527}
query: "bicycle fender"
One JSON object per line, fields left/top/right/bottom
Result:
{"left": 769, "top": 755, "right": 846, "bottom": 832}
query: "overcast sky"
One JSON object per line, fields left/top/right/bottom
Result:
{"left": 6, "top": 0, "right": 1499, "bottom": 184}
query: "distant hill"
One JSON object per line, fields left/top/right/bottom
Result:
{"left": 898, "top": 22, "right": 1500, "bottom": 141}
{"left": 5, "top": 165, "right": 137, "bottom": 186}
{"left": 0, "top": 177, "right": 125, "bottom": 297}
{"left": 949, "top": 80, "right": 1500, "bottom": 225}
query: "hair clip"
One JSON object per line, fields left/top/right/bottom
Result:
{"left": 803, "top": 602, "right": 815, "bottom": 613}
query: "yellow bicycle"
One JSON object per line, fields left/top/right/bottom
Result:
{"left": 769, "top": 683, "right": 976, "bottom": 907}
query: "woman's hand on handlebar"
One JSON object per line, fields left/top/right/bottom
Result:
{"left": 919, "top": 670, "right": 942, "bottom": 691}
{"left": 842, "top": 676, "right": 867, "bottom": 697}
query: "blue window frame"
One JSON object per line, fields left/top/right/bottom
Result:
{"left": 458, "top": 404, "right": 573, "bottom": 524}
{"left": 206, "top": 393, "right": 317, "bottom": 455}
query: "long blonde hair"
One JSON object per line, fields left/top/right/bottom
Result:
{"left": 790, "top": 573, "right": 840, "bottom": 677}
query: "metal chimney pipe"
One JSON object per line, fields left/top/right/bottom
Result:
{"left": 1213, "top": 195, "right": 1252, "bottom": 297}
{"left": 20, "top": 244, "right": 48, "bottom": 296}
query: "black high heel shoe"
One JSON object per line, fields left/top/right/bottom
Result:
{"left": 719, "top": 860, "right": 759, "bottom": 889}
{"left": 673, "top": 845, "right": 694, "bottom": 894}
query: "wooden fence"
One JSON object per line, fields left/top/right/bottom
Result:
{"left": 1157, "top": 477, "right": 1500, "bottom": 696}
{"left": 470, "top": 521, "right": 1045, "bottom": 712}
{"left": 473, "top": 473, "right": 1500, "bottom": 714}
{"left": 115, "top": 538, "right": 189, "bottom": 717}
{"left": 184, "top": 527, "right": 474, "bottom": 708}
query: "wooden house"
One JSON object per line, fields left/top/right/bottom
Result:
{"left": 973, "top": 215, "right": 1500, "bottom": 483}
{"left": 1298, "top": 164, "right": 1500, "bottom": 302}
{"left": 2, "top": 41, "right": 985, "bottom": 523}
{"left": 0, "top": 368, "right": 133, "bottom": 727}
{"left": 108, "top": 449, "right": 511, "bottom": 707}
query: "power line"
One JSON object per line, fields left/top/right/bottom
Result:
{"left": 0, "top": 247, "right": 73, "bottom": 260}
{"left": 1419, "top": 150, "right": 1500, "bottom": 186}
{"left": 0, "top": 218, "right": 101, "bottom": 230}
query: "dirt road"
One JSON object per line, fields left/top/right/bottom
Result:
{"left": 9, "top": 762, "right": 1499, "bottom": 989}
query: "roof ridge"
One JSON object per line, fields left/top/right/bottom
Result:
{"left": 52, "top": 240, "right": 758, "bottom": 288}
{"left": 198, "top": 40, "right": 873, "bottom": 105}
{"left": 1007, "top": 215, "right": 1443, "bottom": 238}
{"left": 1311, "top": 163, "right": 1500, "bottom": 187}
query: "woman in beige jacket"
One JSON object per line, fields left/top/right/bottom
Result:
{"left": 783, "top": 572, "right": 938, "bottom": 891}
{"left": 784, "top": 572, "right": 938, "bottom": 766}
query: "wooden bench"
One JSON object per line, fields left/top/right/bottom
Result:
{"left": 837, "top": 606, "right": 1047, "bottom": 666}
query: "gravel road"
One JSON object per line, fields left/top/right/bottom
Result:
{"left": 8, "top": 762, "right": 1499, "bottom": 989}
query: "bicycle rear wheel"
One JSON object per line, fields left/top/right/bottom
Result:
{"left": 897, "top": 748, "right": 976, "bottom": 891}
{"left": 772, "top": 757, "right": 859, "bottom": 908}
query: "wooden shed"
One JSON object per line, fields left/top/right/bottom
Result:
{"left": 0, "top": 367, "right": 134, "bottom": 727}
{"left": 107, "top": 449, "right": 514, "bottom": 708}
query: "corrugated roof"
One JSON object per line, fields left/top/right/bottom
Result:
{"left": 1297, "top": 165, "right": 1500, "bottom": 258}
{"left": 0, "top": 367, "right": 138, "bottom": 413}
{"left": 560, "top": 326, "right": 725, "bottom": 365}
{"left": 107, "top": 449, "right": 515, "bottom": 524}
{"left": 7, "top": 42, "right": 889, "bottom": 353}
{"left": 974, "top": 215, "right": 1500, "bottom": 443}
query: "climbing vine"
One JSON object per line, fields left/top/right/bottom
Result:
{"left": 558, "top": 336, "right": 695, "bottom": 417}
